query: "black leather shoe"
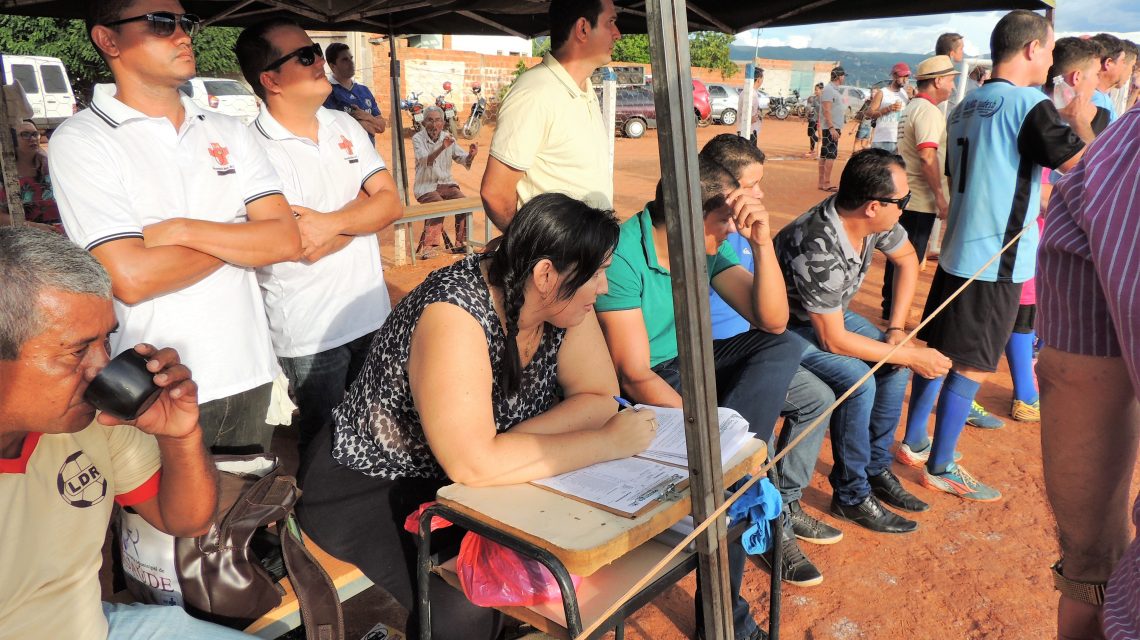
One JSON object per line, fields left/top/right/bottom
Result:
{"left": 786, "top": 500, "right": 844, "bottom": 544}
{"left": 830, "top": 494, "right": 918, "bottom": 534}
{"left": 869, "top": 468, "right": 930, "bottom": 512}
{"left": 757, "top": 528, "right": 823, "bottom": 587}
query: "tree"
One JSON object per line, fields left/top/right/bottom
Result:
{"left": 531, "top": 36, "right": 550, "bottom": 58}
{"left": 0, "top": 17, "right": 243, "bottom": 100}
{"left": 612, "top": 34, "right": 650, "bottom": 64}
{"left": 689, "top": 31, "right": 737, "bottom": 78}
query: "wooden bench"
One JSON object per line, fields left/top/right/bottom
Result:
{"left": 392, "top": 196, "right": 494, "bottom": 266}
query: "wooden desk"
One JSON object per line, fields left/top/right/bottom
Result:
{"left": 392, "top": 196, "right": 493, "bottom": 266}
{"left": 417, "top": 439, "right": 772, "bottom": 639}
{"left": 436, "top": 438, "right": 766, "bottom": 576}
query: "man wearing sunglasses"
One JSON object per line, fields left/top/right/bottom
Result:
{"left": 50, "top": 0, "right": 302, "bottom": 457}
{"left": 235, "top": 19, "right": 402, "bottom": 456}
{"left": 773, "top": 149, "right": 952, "bottom": 534}
{"left": 324, "top": 42, "right": 386, "bottom": 144}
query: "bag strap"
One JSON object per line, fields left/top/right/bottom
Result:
{"left": 272, "top": 481, "right": 344, "bottom": 640}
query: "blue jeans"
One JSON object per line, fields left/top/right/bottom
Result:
{"left": 773, "top": 365, "right": 834, "bottom": 504}
{"left": 279, "top": 331, "right": 376, "bottom": 454}
{"left": 103, "top": 602, "right": 250, "bottom": 639}
{"left": 197, "top": 382, "right": 273, "bottom": 455}
{"left": 652, "top": 329, "right": 802, "bottom": 443}
{"left": 791, "top": 311, "right": 911, "bottom": 506}
{"left": 653, "top": 329, "right": 800, "bottom": 640}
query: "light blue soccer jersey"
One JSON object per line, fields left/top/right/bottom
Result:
{"left": 1093, "top": 90, "right": 1118, "bottom": 123}
{"left": 941, "top": 80, "right": 1084, "bottom": 283}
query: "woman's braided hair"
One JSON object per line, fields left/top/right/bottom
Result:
{"left": 487, "top": 193, "right": 620, "bottom": 394}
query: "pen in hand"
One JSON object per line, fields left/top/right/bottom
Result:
{"left": 614, "top": 396, "right": 640, "bottom": 411}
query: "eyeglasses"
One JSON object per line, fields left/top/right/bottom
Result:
{"left": 872, "top": 191, "right": 912, "bottom": 210}
{"left": 264, "top": 43, "right": 323, "bottom": 72}
{"left": 105, "top": 12, "right": 202, "bottom": 39}
{"left": 17, "top": 131, "right": 39, "bottom": 140}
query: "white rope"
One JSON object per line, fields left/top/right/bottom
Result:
{"left": 573, "top": 223, "right": 1033, "bottom": 640}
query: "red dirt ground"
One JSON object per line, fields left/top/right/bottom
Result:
{"left": 365, "top": 117, "right": 1140, "bottom": 640}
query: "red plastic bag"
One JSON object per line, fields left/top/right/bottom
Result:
{"left": 403, "top": 501, "right": 453, "bottom": 534}
{"left": 455, "top": 532, "right": 582, "bottom": 607}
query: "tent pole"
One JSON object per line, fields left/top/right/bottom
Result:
{"left": 387, "top": 28, "right": 410, "bottom": 206}
{"left": 645, "top": 1, "right": 733, "bottom": 639}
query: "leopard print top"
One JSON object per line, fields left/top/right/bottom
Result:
{"left": 331, "top": 254, "right": 566, "bottom": 480}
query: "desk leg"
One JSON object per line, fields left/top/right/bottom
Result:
{"left": 416, "top": 511, "right": 435, "bottom": 640}
{"left": 767, "top": 464, "right": 783, "bottom": 640}
{"left": 419, "top": 505, "right": 585, "bottom": 637}
{"left": 484, "top": 215, "right": 492, "bottom": 247}
{"left": 395, "top": 223, "right": 409, "bottom": 267}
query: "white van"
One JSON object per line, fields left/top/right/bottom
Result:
{"left": 177, "top": 77, "right": 260, "bottom": 125}
{"left": 3, "top": 54, "right": 76, "bottom": 131}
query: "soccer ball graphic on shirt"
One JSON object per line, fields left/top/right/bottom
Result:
{"left": 57, "top": 450, "right": 108, "bottom": 508}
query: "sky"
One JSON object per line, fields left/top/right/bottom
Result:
{"left": 733, "top": 0, "right": 1140, "bottom": 56}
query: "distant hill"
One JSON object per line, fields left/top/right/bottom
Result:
{"left": 730, "top": 44, "right": 936, "bottom": 88}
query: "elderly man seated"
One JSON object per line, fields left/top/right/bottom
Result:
{"left": 0, "top": 227, "right": 244, "bottom": 640}
{"left": 413, "top": 106, "right": 478, "bottom": 258}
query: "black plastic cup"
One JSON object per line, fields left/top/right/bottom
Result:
{"left": 84, "top": 349, "right": 162, "bottom": 420}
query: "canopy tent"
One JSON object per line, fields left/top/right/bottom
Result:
{"left": 0, "top": 1, "right": 1053, "bottom": 637}
{"left": 1, "top": 0, "right": 1053, "bottom": 35}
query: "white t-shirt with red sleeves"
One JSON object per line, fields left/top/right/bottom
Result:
{"left": 0, "top": 423, "right": 161, "bottom": 640}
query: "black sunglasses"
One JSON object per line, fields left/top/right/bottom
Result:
{"left": 105, "top": 12, "right": 202, "bottom": 38}
{"left": 872, "top": 191, "right": 912, "bottom": 210}
{"left": 264, "top": 43, "right": 324, "bottom": 72}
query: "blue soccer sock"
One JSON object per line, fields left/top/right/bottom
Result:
{"left": 902, "top": 374, "right": 944, "bottom": 450}
{"left": 928, "top": 371, "right": 981, "bottom": 475}
{"left": 1006, "top": 331, "right": 1039, "bottom": 404}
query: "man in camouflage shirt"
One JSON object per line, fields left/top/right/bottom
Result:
{"left": 773, "top": 149, "right": 952, "bottom": 534}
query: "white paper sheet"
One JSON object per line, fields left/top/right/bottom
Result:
{"left": 635, "top": 405, "right": 754, "bottom": 466}
{"left": 532, "top": 457, "right": 686, "bottom": 516}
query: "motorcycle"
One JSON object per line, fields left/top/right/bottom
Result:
{"left": 401, "top": 91, "right": 425, "bottom": 132}
{"left": 461, "top": 82, "right": 487, "bottom": 140}
{"left": 435, "top": 81, "right": 459, "bottom": 137}
{"left": 768, "top": 91, "right": 798, "bottom": 120}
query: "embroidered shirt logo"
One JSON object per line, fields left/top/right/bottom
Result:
{"left": 208, "top": 142, "right": 236, "bottom": 176}
{"left": 338, "top": 135, "right": 359, "bottom": 164}
{"left": 57, "top": 450, "right": 107, "bottom": 508}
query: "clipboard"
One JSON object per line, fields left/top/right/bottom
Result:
{"left": 529, "top": 457, "right": 692, "bottom": 518}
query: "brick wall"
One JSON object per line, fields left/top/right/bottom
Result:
{"left": 364, "top": 40, "right": 753, "bottom": 120}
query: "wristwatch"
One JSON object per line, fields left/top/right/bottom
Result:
{"left": 1052, "top": 559, "right": 1106, "bottom": 605}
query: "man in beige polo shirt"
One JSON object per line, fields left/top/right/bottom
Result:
{"left": 480, "top": 0, "right": 620, "bottom": 229}
{"left": 880, "top": 55, "right": 958, "bottom": 320}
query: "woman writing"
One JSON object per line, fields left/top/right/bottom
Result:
{"left": 298, "top": 193, "right": 657, "bottom": 639}
{"left": 0, "top": 120, "right": 60, "bottom": 231}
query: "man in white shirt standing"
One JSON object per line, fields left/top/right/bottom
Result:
{"left": 412, "top": 105, "right": 478, "bottom": 257}
{"left": 52, "top": 0, "right": 301, "bottom": 455}
{"left": 235, "top": 19, "right": 403, "bottom": 454}
{"left": 737, "top": 67, "right": 765, "bottom": 145}
{"left": 480, "top": 0, "right": 621, "bottom": 229}
{"left": 868, "top": 63, "right": 910, "bottom": 153}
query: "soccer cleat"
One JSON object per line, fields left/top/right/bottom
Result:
{"left": 966, "top": 401, "right": 1005, "bottom": 430}
{"left": 894, "top": 442, "right": 963, "bottom": 469}
{"left": 1011, "top": 398, "right": 1041, "bottom": 423}
{"left": 921, "top": 463, "right": 1002, "bottom": 502}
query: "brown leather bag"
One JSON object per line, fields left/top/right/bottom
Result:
{"left": 121, "top": 455, "right": 343, "bottom": 640}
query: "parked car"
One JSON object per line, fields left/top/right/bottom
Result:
{"left": 2, "top": 54, "right": 76, "bottom": 133}
{"left": 692, "top": 79, "right": 711, "bottom": 123}
{"left": 836, "top": 85, "right": 870, "bottom": 119}
{"left": 177, "top": 77, "right": 260, "bottom": 124}
{"left": 610, "top": 85, "right": 656, "bottom": 138}
{"left": 705, "top": 82, "right": 739, "bottom": 124}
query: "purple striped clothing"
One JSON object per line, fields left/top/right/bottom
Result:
{"left": 1038, "top": 104, "right": 1140, "bottom": 640}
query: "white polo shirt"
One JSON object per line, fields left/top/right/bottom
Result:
{"left": 51, "top": 87, "right": 282, "bottom": 404}
{"left": 489, "top": 54, "right": 612, "bottom": 210}
{"left": 251, "top": 107, "right": 392, "bottom": 358}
